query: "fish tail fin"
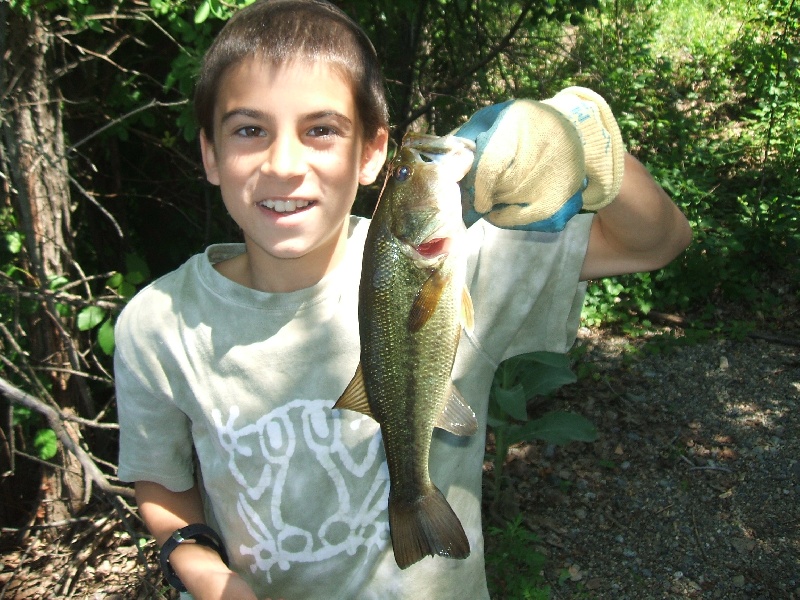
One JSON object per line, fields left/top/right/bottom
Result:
{"left": 389, "top": 485, "right": 470, "bottom": 569}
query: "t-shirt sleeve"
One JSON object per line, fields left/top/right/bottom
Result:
{"left": 465, "top": 213, "right": 592, "bottom": 365}
{"left": 114, "top": 293, "right": 196, "bottom": 492}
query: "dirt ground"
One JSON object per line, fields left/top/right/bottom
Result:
{"left": 488, "top": 327, "right": 800, "bottom": 599}
{"left": 1, "top": 323, "right": 798, "bottom": 599}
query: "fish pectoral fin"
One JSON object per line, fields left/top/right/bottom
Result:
{"left": 435, "top": 384, "right": 478, "bottom": 436}
{"left": 408, "top": 269, "right": 450, "bottom": 333}
{"left": 460, "top": 286, "right": 474, "bottom": 334}
{"left": 333, "top": 364, "right": 377, "bottom": 421}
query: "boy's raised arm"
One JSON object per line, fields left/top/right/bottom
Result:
{"left": 580, "top": 153, "right": 692, "bottom": 280}
{"left": 136, "top": 481, "right": 259, "bottom": 600}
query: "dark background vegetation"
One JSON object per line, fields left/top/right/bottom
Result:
{"left": 0, "top": 0, "right": 797, "bottom": 593}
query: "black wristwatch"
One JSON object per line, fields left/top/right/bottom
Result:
{"left": 159, "top": 524, "right": 230, "bottom": 592}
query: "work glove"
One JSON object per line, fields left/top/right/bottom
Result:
{"left": 454, "top": 87, "right": 625, "bottom": 231}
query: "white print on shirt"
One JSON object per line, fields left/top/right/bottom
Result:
{"left": 212, "top": 400, "right": 390, "bottom": 582}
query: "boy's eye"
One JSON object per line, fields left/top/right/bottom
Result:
{"left": 308, "top": 126, "right": 337, "bottom": 138}
{"left": 235, "top": 126, "right": 265, "bottom": 138}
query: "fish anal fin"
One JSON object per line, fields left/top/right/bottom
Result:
{"left": 333, "top": 364, "right": 376, "bottom": 420}
{"left": 435, "top": 385, "right": 478, "bottom": 436}
{"left": 389, "top": 484, "right": 470, "bottom": 570}
{"left": 408, "top": 270, "right": 449, "bottom": 333}
{"left": 460, "top": 286, "right": 474, "bottom": 333}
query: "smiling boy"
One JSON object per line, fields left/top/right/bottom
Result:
{"left": 115, "top": 1, "right": 691, "bottom": 599}
{"left": 200, "top": 58, "right": 387, "bottom": 293}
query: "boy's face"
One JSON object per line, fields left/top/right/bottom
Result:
{"left": 200, "top": 58, "right": 387, "bottom": 291}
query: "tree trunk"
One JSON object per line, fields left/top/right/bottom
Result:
{"left": 1, "top": 6, "right": 86, "bottom": 525}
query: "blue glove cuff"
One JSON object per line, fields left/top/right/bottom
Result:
{"left": 454, "top": 101, "right": 514, "bottom": 142}
{"left": 465, "top": 183, "right": 585, "bottom": 232}
{"left": 510, "top": 186, "right": 584, "bottom": 232}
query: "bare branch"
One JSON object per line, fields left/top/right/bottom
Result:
{"left": 67, "top": 173, "right": 125, "bottom": 239}
{"left": 67, "top": 99, "right": 188, "bottom": 153}
{"left": 0, "top": 375, "right": 133, "bottom": 499}
{"left": 397, "top": 0, "right": 538, "bottom": 131}
{"left": 0, "top": 322, "right": 55, "bottom": 407}
{"left": 0, "top": 273, "right": 124, "bottom": 313}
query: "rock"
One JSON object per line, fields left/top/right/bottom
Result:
{"left": 95, "top": 559, "right": 113, "bottom": 577}
{"left": 730, "top": 537, "right": 756, "bottom": 554}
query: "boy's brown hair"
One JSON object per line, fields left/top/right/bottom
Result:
{"left": 194, "top": 0, "right": 389, "bottom": 142}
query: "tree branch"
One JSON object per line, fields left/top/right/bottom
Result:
{"left": 396, "top": 0, "right": 538, "bottom": 132}
{"left": 0, "top": 375, "right": 133, "bottom": 499}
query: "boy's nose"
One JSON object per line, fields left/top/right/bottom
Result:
{"left": 262, "top": 134, "right": 308, "bottom": 179}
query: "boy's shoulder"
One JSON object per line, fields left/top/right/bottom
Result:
{"left": 116, "top": 248, "right": 221, "bottom": 335}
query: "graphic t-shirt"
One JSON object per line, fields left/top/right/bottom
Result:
{"left": 115, "top": 214, "right": 592, "bottom": 599}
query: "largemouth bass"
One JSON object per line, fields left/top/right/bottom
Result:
{"left": 335, "top": 133, "right": 478, "bottom": 570}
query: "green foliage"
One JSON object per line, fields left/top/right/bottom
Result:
{"left": 485, "top": 515, "right": 550, "bottom": 599}
{"left": 489, "top": 351, "right": 579, "bottom": 426}
{"left": 33, "top": 428, "right": 59, "bottom": 461}
{"left": 75, "top": 253, "right": 151, "bottom": 356}
{"left": 11, "top": 406, "right": 57, "bottom": 460}
{"left": 542, "top": 0, "right": 800, "bottom": 327}
{"left": 487, "top": 351, "right": 596, "bottom": 506}
{"left": 344, "top": 0, "right": 598, "bottom": 140}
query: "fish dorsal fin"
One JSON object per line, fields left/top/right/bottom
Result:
{"left": 435, "top": 384, "right": 478, "bottom": 436}
{"left": 333, "top": 364, "right": 377, "bottom": 421}
{"left": 460, "top": 286, "right": 474, "bottom": 334}
{"left": 408, "top": 269, "right": 450, "bottom": 333}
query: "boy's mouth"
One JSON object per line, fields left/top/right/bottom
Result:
{"left": 258, "top": 199, "right": 313, "bottom": 214}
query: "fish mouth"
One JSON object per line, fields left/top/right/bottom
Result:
{"left": 257, "top": 198, "right": 314, "bottom": 214}
{"left": 415, "top": 237, "right": 451, "bottom": 259}
{"left": 402, "top": 134, "right": 475, "bottom": 181}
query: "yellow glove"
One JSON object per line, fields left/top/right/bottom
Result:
{"left": 454, "top": 87, "right": 625, "bottom": 231}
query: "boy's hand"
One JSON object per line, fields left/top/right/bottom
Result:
{"left": 454, "top": 87, "right": 625, "bottom": 231}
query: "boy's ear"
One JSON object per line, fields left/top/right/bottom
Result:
{"left": 199, "top": 129, "right": 220, "bottom": 186}
{"left": 358, "top": 128, "right": 389, "bottom": 186}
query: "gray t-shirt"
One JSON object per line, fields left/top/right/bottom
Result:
{"left": 115, "top": 214, "right": 592, "bottom": 599}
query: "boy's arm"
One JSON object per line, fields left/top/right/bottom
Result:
{"left": 136, "top": 481, "right": 258, "bottom": 600}
{"left": 580, "top": 153, "right": 692, "bottom": 281}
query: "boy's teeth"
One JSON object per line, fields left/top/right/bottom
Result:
{"left": 261, "top": 199, "right": 310, "bottom": 213}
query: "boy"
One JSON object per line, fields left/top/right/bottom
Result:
{"left": 115, "top": 1, "right": 692, "bottom": 599}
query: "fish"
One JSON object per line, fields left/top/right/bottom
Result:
{"left": 334, "top": 132, "right": 479, "bottom": 570}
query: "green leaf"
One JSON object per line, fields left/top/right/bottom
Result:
{"left": 194, "top": 0, "right": 210, "bottom": 23}
{"left": 5, "top": 231, "right": 22, "bottom": 253}
{"left": 124, "top": 253, "right": 150, "bottom": 285}
{"left": 34, "top": 428, "right": 58, "bottom": 461}
{"left": 504, "top": 352, "right": 577, "bottom": 398}
{"left": 118, "top": 281, "right": 137, "bottom": 299}
{"left": 97, "top": 319, "right": 116, "bottom": 355}
{"left": 12, "top": 405, "right": 33, "bottom": 426}
{"left": 106, "top": 272, "right": 124, "bottom": 289}
{"left": 48, "top": 275, "right": 69, "bottom": 290}
{"left": 507, "top": 411, "right": 597, "bottom": 446}
{"left": 77, "top": 306, "right": 106, "bottom": 331}
{"left": 493, "top": 383, "right": 529, "bottom": 421}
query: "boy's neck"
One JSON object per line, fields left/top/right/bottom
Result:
{"left": 214, "top": 223, "right": 350, "bottom": 293}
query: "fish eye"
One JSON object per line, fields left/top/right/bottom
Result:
{"left": 395, "top": 165, "right": 412, "bottom": 182}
